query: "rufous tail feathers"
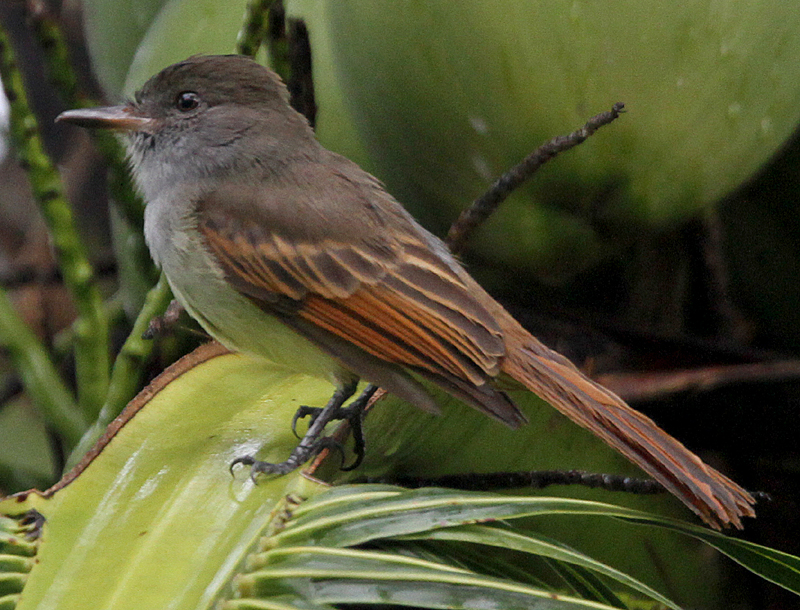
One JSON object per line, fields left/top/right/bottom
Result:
{"left": 502, "top": 331, "right": 755, "bottom": 529}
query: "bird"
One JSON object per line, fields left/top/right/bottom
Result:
{"left": 57, "top": 54, "right": 755, "bottom": 529}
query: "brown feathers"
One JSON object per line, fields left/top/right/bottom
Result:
{"left": 198, "top": 185, "right": 525, "bottom": 427}
{"left": 194, "top": 106, "right": 755, "bottom": 529}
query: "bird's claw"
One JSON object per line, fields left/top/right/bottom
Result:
{"left": 230, "top": 437, "right": 340, "bottom": 481}
{"left": 291, "top": 405, "right": 322, "bottom": 438}
{"left": 229, "top": 454, "right": 255, "bottom": 477}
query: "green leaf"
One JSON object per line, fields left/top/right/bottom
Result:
{"left": 410, "top": 524, "right": 672, "bottom": 609}
{"left": 273, "top": 487, "right": 678, "bottom": 607}
{"left": 236, "top": 546, "right": 621, "bottom": 610}
{"left": 123, "top": 0, "right": 252, "bottom": 95}
{"left": 541, "top": 558, "right": 627, "bottom": 608}
{"left": 274, "top": 485, "right": 800, "bottom": 600}
{"left": 3, "top": 348, "right": 795, "bottom": 608}
{"left": 224, "top": 596, "right": 334, "bottom": 610}
{"left": 81, "top": 0, "right": 169, "bottom": 96}
{"left": 1, "top": 345, "right": 335, "bottom": 610}
{"left": 273, "top": 486, "right": 660, "bottom": 548}
{"left": 621, "top": 517, "right": 800, "bottom": 595}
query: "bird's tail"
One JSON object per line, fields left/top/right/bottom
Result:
{"left": 502, "top": 333, "right": 756, "bottom": 529}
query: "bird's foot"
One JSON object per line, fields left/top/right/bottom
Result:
{"left": 231, "top": 383, "right": 378, "bottom": 479}
{"left": 230, "top": 437, "right": 346, "bottom": 479}
{"left": 289, "top": 384, "right": 378, "bottom": 470}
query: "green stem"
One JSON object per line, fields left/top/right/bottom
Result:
{"left": 0, "top": 25, "right": 109, "bottom": 419}
{"left": 237, "top": 0, "right": 275, "bottom": 57}
{"left": 27, "top": 3, "right": 155, "bottom": 311}
{"left": 66, "top": 275, "right": 172, "bottom": 468}
{"left": 0, "top": 287, "right": 86, "bottom": 448}
{"left": 266, "top": 4, "right": 291, "bottom": 84}
{"left": 27, "top": 3, "right": 151, "bottom": 246}
{"left": 26, "top": 2, "right": 84, "bottom": 109}
{"left": 100, "top": 274, "right": 172, "bottom": 424}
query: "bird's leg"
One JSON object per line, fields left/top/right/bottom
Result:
{"left": 290, "top": 384, "right": 378, "bottom": 470}
{"left": 339, "top": 384, "right": 378, "bottom": 471}
{"left": 232, "top": 380, "right": 370, "bottom": 478}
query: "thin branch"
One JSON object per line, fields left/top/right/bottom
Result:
{"left": 391, "top": 469, "right": 665, "bottom": 495}
{"left": 285, "top": 18, "right": 315, "bottom": 126}
{"left": 596, "top": 360, "right": 800, "bottom": 403}
{"left": 0, "top": 23, "right": 109, "bottom": 418}
{"left": 446, "top": 102, "right": 625, "bottom": 255}
{"left": 0, "top": 286, "right": 86, "bottom": 448}
{"left": 66, "top": 275, "right": 172, "bottom": 468}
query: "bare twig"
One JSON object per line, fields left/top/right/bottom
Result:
{"left": 446, "top": 102, "right": 625, "bottom": 255}
{"left": 0, "top": 22, "right": 109, "bottom": 419}
{"left": 595, "top": 360, "right": 800, "bottom": 403}
{"left": 391, "top": 469, "right": 665, "bottom": 495}
{"left": 142, "top": 298, "right": 184, "bottom": 340}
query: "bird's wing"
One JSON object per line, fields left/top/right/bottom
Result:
{"left": 195, "top": 173, "right": 523, "bottom": 425}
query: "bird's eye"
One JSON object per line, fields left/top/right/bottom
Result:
{"left": 175, "top": 91, "right": 200, "bottom": 112}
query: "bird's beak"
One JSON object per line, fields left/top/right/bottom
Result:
{"left": 56, "top": 105, "right": 155, "bottom": 132}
